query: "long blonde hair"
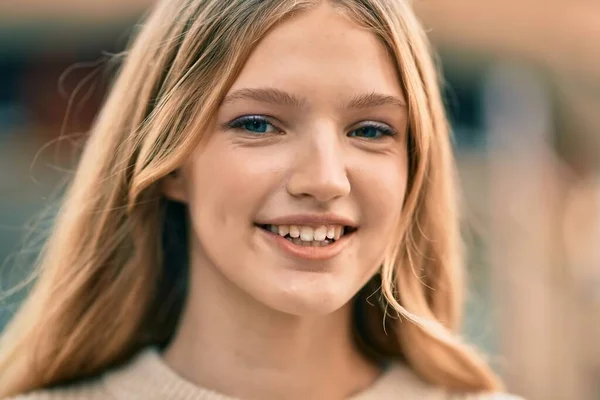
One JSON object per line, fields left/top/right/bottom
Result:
{"left": 0, "top": 0, "right": 502, "bottom": 396}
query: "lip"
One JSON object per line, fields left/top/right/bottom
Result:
{"left": 257, "top": 226, "right": 354, "bottom": 261}
{"left": 256, "top": 213, "right": 358, "bottom": 228}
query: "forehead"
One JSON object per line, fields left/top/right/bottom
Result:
{"left": 227, "top": 3, "right": 404, "bottom": 102}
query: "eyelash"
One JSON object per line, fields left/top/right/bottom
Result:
{"left": 349, "top": 122, "right": 396, "bottom": 139}
{"left": 228, "top": 115, "right": 281, "bottom": 135}
{"left": 228, "top": 115, "right": 396, "bottom": 139}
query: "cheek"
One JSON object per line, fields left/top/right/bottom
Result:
{"left": 187, "top": 145, "right": 274, "bottom": 216}
{"left": 370, "top": 167, "right": 407, "bottom": 226}
{"left": 183, "top": 142, "right": 288, "bottom": 252}
{"left": 353, "top": 153, "right": 408, "bottom": 256}
{"left": 358, "top": 147, "right": 407, "bottom": 209}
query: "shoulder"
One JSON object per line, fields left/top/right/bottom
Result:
{"left": 361, "top": 362, "right": 525, "bottom": 400}
{"left": 6, "top": 347, "right": 169, "bottom": 400}
{"left": 6, "top": 378, "right": 114, "bottom": 400}
{"left": 6, "top": 348, "right": 159, "bottom": 400}
{"left": 448, "top": 394, "right": 525, "bottom": 400}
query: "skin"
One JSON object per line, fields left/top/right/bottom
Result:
{"left": 162, "top": 3, "right": 409, "bottom": 399}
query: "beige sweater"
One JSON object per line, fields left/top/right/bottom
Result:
{"left": 10, "top": 348, "right": 520, "bottom": 400}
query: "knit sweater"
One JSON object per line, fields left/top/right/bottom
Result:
{"left": 10, "top": 348, "right": 521, "bottom": 400}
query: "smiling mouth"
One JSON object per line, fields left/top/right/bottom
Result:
{"left": 255, "top": 224, "right": 357, "bottom": 247}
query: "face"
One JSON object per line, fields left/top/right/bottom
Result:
{"left": 168, "top": 3, "right": 409, "bottom": 316}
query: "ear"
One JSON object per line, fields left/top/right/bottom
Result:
{"left": 161, "top": 170, "right": 188, "bottom": 204}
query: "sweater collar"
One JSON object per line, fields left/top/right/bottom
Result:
{"left": 102, "top": 347, "right": 444, "bottom": 400}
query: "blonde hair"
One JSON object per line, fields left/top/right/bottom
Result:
{"left": 0, "top": 0, "right": 502, "bottom": 396}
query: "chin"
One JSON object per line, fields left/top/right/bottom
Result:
{"left": 271, "top": 297, "right": 348, "bottom": 317}
{"left": 260, "top": 277, "right": 355, "bottom": 317}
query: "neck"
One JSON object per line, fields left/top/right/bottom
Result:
{"left": 163, "top": 250, "right": 381, "bottom": 400}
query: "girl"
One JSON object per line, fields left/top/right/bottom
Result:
{"left": 0, "top": 0, "right": 520, "bottom": 398}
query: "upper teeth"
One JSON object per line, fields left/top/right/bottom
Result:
{"left": 267, "top": 225, "right": 344, "bottom": 241}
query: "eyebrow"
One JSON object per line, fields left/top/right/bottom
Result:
{"left": 221, "top": 88, "right": 306, "bottom": 108}
{"left": 346, "top": 92, "right": 407, "bottom": 109}
{"left": 221, "top": 87, "right": 407, "bottom": 110}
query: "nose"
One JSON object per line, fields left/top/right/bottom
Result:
{"left": 286, "top": 129, "right": 351, "bottom": 203}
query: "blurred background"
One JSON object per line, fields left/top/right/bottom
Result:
{"left": 0, "top": 1, "right": 598, "bottom": 399}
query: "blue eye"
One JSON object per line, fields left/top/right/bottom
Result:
{"left": 229, "top": 116, "right": 278, "bottom": 134}
{"left": 348, "top": 123, "right": 396, "bottom": 139}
